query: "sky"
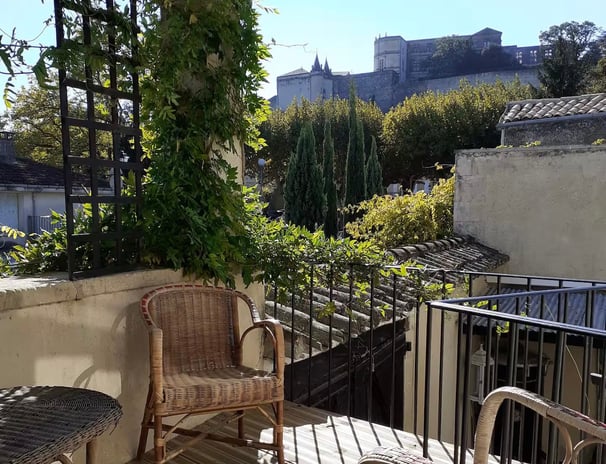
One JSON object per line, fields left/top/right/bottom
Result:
{"left": 0, "top": 0, "right": 605, "bottom": 108}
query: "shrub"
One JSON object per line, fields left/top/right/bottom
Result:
{"left": 345, "top": 175, "right": 455, "bottom": 248}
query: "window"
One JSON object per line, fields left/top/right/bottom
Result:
{"left": 516, "top": 51, "right": 523, "bottom": 64}
{"left": 530, "top": 50, "right": 537, "bottom": 63}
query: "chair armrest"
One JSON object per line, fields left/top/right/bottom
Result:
{"left": 241, "top": 318, "right": 285, "bottom": 381}
{"left": 148, "top": 327, "right": 163, "bottom": 404}
{"left": 474, "top": 386, "right": 606, "bottom": 464}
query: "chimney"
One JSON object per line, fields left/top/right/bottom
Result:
{"left": 0, "top": 131, "right": 16, "bottom": 164}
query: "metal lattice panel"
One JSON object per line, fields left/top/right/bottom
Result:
{"left": 54, "top": 0, "right": 143, "bottom": 279}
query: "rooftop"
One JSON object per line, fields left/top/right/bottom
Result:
{"left": 499, "top": 93, "right": 606, "bottom": 124}
{"left": 0, "top": 158, "right": 66, "bottom": 188}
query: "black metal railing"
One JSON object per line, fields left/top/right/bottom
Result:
{"left": 423, "top": 279, "right": 606, "bottom": 464}
{"left": 270, "top": 266, "right": 606, "bottom": 464}
{"left": 267, "top": 262, "right": 416, "bottom": 429}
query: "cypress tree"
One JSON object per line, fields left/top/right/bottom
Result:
{"left": 366, "top": 135, "right": 384, "bottom": 198}
{"left": 322, "top": 120, "right": 338, "bottom": 237}
{"left": 344, "top": 84, "right": 366, "bottom": 208}
{"left": 284, "top": 122, "right": 326, "bottom": 230}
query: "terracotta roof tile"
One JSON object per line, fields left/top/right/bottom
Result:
{"left": 499, "top": 93, "right": 606, "bottom": 124}
{"left": 388, "top": 235, "right": 509, "bottom": 273}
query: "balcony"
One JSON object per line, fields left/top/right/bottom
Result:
{"left": 1, "top": 264, "right": 606, "bottom": 464}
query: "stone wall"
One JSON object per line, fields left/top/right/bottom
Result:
{"left": 0, "top": 270, "right": 264, "bottom": 463}
{"left": 334, "top": 70, "right": 399, "bottom": 113}
{"left": 501, "top": 116, "right": 606, "bottom": 146}
{"left": 454, "top": 145, "right": 606, "bottom": 280}
{"left": 424, "top": 68, "right": 539, "bottom": 93}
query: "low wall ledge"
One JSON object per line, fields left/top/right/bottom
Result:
{"left": 0, "top": 268, "right": 188, "bottom": 312}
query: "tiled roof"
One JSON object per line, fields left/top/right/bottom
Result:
{"left": 499, "top": 93, "right": 606, "bottom": 124}
{"left": 0, "top": 158, "right": 109, "bottom": 189}
{"left": 388, "top": 236, "right": 509, "bottom": 274}
{"left": 267, "top": 236, "right": 508, "bottom": 360}
{"left": 0, "top": 158, "right": 65, "bottom": 187}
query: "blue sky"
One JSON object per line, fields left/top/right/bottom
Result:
{"left": 1, "top": 0, "right": 604, "bottom": 107}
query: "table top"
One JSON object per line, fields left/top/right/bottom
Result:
{"left": 0, "top": 386, "right": 122, "bottom": 464}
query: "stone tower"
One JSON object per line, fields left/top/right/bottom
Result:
{"left": 374, "top": 35, "right": 408, "bottom": 82}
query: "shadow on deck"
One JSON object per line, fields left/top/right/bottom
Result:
{"left": 134, "top": 401, "right": 493, "bottom": 464}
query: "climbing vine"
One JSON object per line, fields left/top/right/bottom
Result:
{"left": 2, "top": 1, "right": 273, "bottom": 285}
{"left": 138, "top": 0, "right": 272, "bottom": 284}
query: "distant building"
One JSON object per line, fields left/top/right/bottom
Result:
{"left": 0, "top": 131, "right": 111, "bottom": 241}
{"left": 497, "top": 93, "right": 606, "bottom": 146}
{"left": 274, "top": 28, "right": 542, "bottom": 112}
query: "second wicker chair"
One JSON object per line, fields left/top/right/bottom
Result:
{"left": 136, "top": 284, "right": 285, "bottom": 464}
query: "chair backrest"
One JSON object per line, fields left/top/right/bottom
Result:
{"left": 141, "top": 285, "right": 241, "bottom": 374}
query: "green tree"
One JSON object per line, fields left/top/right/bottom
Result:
{"left": 6, "top": 79, "right": 106, "bottom": 167}
{"left": 588, "top": 57, "right": 606, "bottom": 92}
{"left": 257, "top": 96, "right": 383, "bottom": 192}
{"left": 344, "top": 85, "right": 366, "bottom": 208}
{"left": 345, "top": 175, "right": 455, "bottom": 249}
{"left": 284, "top": 122, "right": 326, "bottom": 230}
{"left": 538, "top": 21, "right": 603, "bottom": 97}
{"left": 381, "top": 79, "right": 532, "bottom": 183}
{"left": 427, "top": 36, "right": 475, "bottom": 77}
{"left": 365, "top": 135, "right": 383, "bottom": 197}
{"left": 322, "top": 120, "right": 338, "bottom": 237}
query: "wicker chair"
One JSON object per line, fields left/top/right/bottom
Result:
{"left": 136, "top": 284, "right": 285, "bottom": 464}
{"left": 358, "top": 386, "right": 606, "bottom": 464}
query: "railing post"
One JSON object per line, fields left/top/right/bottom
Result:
{"left": 423, "top": 301, "right": 433, "bottom": 458}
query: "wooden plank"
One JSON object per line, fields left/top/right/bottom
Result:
{"left": 132, "top": 402, "right": 509, "bottom": 464}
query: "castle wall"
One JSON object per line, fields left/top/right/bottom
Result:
{"left": 277, "top": 74, "right": 311, "bottom": 109}
{"left": 333, "top": 70, "right": 399, "bottom": 113}
{"left": 423, "top": 68, "right": 539, "bottom": 93}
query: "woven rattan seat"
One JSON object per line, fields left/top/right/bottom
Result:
{"left": 0, "top": 385, "right": 122, "bottom": 464}
{"left": 136, "top": 284, "right": 285, "bottom": 464}
{"left": 163, "top": 367, "right": 281, "bottom": 411}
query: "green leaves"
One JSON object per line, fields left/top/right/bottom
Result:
{"left": 345, "top": 175, "right": 455, "bottom": 249}
{"left": 140, "top": 0, "right": 272, "bottom": 285}
{"left": 381, "top": 80, "right": 533, "bottom": 182}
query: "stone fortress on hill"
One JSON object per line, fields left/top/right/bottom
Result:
{"left": 271, "top": 27, "right": 542, "bottom": 112}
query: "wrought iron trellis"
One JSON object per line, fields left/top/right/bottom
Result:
{"left": 54, "top": 0, "right": 143, "bottom": 279}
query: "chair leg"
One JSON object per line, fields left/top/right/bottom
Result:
{"left": 275, "top": 401, "right": 284, "bottom": 464}
{"left": 154, "top": 415, "right": 164, "bottom": 464}
{"left": 86, "top": 439, "right": 98, "bottom": 464}
{"left": 238, "top": 410, "right": 244, "bottom": 439}
{"left": 136, "top": 386, "right": 154, "bottom": 460}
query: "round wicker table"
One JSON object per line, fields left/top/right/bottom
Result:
{"left": 0, "top": 386, "right": 122, "bottom": 464}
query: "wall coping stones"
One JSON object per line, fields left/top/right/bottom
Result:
{"left": 0, "top": 268, "right": 188, "bottom": 313}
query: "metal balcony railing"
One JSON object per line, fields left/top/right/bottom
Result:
{"left": 269, "top": 266, "right": 606, "bottom": 464}
{"left": 27, "top": 215, "right": 59, "bottom": 235}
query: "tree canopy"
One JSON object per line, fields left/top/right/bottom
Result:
{"left": 538, "top": 21, "right": 603, "bottom": 97}
{"left": 257, "top": 96, "right": 383, "bottom": 191}
{"left": 283, "top": 121, "right": 325, "bottom": 230}
{"left": 426, "top": 36, "right": 520, "bottom": 78}
{"left": 344, "top": 86, "right": 367, "bottom": 208}
{"left": 381, "top": 79, "right": 533, "bottom": 184}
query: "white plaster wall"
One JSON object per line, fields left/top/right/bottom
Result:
{"left": 454, "top": 146, "right": 606, "bottom": 280}
{"left": 0, "top": 270, "right": 265, "bottom": 464}
{"left": 0, "top": 193, "right": 18, "bottom": 229}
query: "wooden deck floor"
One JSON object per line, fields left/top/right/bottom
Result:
{"left": 135, "top": 402, "right": 496, "bottom": 464}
